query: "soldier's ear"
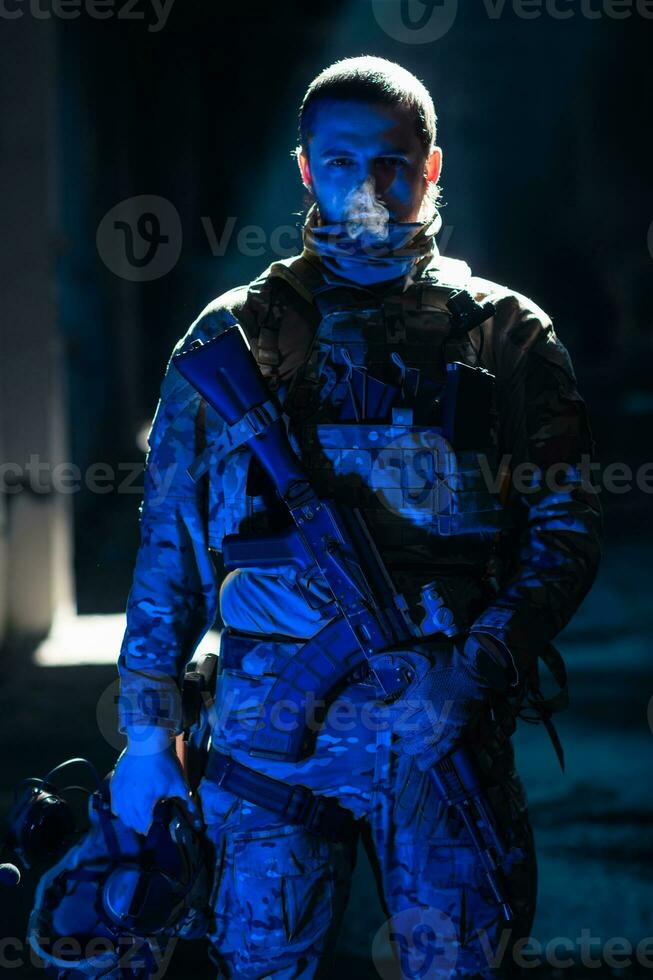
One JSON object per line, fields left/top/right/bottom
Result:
{"left": 296, "top": 147, "right": 313, "bottom": 191}
{"left": 424, "top": 146, "right": 442, "bottom": 186}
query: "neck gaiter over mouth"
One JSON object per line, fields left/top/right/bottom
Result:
{"left": 301, "top": 202, "right": 442, "bottom": 289}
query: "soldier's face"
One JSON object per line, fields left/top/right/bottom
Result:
{"left": 298, "top": 99, "right": 442, "bottom": 230}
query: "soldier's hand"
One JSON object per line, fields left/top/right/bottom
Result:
{"left": 384, "top": 639, "right": 490, "bottom": 770}
{"left": 110, "top": 725, "right": 202, "bottom": 835}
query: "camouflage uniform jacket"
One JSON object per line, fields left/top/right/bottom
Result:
{"left": 116, "top": 250, "right": 603, "bottom": 733}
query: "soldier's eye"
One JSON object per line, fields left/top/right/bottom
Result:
{"left": 327, "top": 158, "right": 355, "bottom": 168}
{"left": 377, "top": 157, "right": 407, "bottom": 168}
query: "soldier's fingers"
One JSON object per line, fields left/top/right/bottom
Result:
{"left": 164, "top": 765, "right": 201, "bottom": 815}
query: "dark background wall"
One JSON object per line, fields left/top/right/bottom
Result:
{"left": 50, "top": 1, "right": 651, "bottom": 611}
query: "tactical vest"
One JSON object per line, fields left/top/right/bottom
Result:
{"left": 196, "top": 253, "right": 519, "bottom": 633}
{"left": 191, "top": 252, "right": 569, "bottom": 768}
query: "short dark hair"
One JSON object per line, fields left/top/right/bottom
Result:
{"left": 298, "top": 55, "right": 437, "bottom": 157}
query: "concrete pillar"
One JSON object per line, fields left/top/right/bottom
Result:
{"left": 0, "top": 16, "right": 75, "bottom": 644}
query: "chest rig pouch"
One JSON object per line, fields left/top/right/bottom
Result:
{"left": 209, "top": 256, "right": 512, "bottom": 551}
{"left": 240, "top": 255, "right": 515, "bottom": 615}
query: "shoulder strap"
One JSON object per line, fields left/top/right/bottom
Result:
{"left": 517, "top": 643, "right": 569, "bottom": 772}
{"left": 252, "top": 273, "right": 293, "bottom": 391}
{"left": 268, "top": 255, "right": 326, "bottom": 306}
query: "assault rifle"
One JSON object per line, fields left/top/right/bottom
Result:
{"left": 173, "top": 317, "right": 517, "bottom": 921}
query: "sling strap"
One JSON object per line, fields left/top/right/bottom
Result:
{"left": 518, "top": 642, "right": 569, "bottom": 772}
{"left": 204, "top": 748, "right": 356, "bottom": 843}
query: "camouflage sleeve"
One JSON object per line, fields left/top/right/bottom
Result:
{"left": 468, "top": 289, "right": 603, "bottom": 686}
{"left": 116, "top": 307, "right": 232, "bottom": 734}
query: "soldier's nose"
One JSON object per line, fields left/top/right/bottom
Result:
{"left": 369, "top": 165, "right": 393, "bottom": 199}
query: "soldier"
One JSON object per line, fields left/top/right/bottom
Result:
{"left": 111, "top": 56, "right": 602, "bottom": 978}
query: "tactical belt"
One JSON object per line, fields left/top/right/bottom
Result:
{"left": 204, "top": 748, "right": 356, "bottom": 843}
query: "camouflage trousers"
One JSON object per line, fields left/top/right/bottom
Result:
{"left": 195, "top": 569, "right": 538, "bottom": 979}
